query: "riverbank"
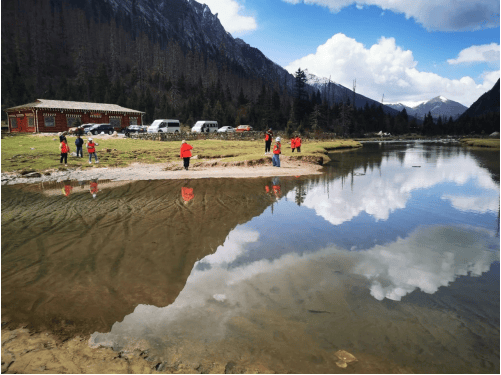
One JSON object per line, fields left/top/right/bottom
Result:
{"left": 459, "top": 138, "right": 500, "bottom": 148}
{"left": 1, "top": 327, "right": 276, "bottom": 374}
{"left": 1, "top": 134, "right": 363, "bottom": 184}
{"left": 1, "top": 133, "right": 361, "bottom": 174}
{"left": 1, "top": 156, "right": 328, "bottom": 185}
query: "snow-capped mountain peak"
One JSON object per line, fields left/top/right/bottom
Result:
{"left": 386, "top": 95, "right": 467, "bottom": 119}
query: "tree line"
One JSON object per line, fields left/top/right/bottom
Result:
{"left": 2, "top": 0, "right": 497, "bottom": 136}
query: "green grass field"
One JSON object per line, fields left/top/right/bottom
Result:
{"left": 459, "top": 138, "right": 500, "bottom": 148}
{"left": 1, "top": 133, "right": 362, "bottom": 173}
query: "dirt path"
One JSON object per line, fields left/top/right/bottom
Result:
{"left": 1, "top": 156, "right": 324, "bottom": 185}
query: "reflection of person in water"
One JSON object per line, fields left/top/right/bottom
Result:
{"left": 90, "top": 179, "right": 99, "bottom": 198}
{"left": 61, "top": 180, "right": 73, "bottom": 197}
{"left": 272, "top": 177, "right": 281, "bottom": 198}
{"left": 181, "top": 187, "right": 194, "bottom": 202}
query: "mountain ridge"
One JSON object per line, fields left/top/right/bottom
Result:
{"left": 387, "top": 96, "right": 467, "bottom": 120}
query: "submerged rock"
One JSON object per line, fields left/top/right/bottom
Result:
{"left": 334, "top": 350, "right": 357, "bottom": 368}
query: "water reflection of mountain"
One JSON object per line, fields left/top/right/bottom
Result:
{"left": 1, "top": 178, "right": 298, "bottom": 336}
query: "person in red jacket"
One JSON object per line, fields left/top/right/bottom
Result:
{"left": 87, "top": 138, "right": 99, "bottom": 164}
{"left": 59, "top": 139, "right": 70, "bottom": 166}
{"left": 180, "top": 140, "right": 194, "bottom": 170}
{"left": 294, "top": 135, "right": 302, "bottom": 152}
{"left": 290, "top": 137, "right": 296, "bottom": 152}
{"left": 272, "top": 137, "right": 281, "bottom": 167}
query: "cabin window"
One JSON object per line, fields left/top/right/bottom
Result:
{"left": 67, "top": 117, "right": 81, "bottom": 128}
{"left": 27, "top": 117, "right": 35, "bottom": 127}
{"left": 130, "top": 118, "right": 138, "bottom": 125}
{"left": 110, "top": 118, "right": 121, "bottom": 128}
{"left": 10, "top": 118, "right": 17, "bottom": 128}
{"left": 44, "top": 116, "right": 55, "bottom": 127}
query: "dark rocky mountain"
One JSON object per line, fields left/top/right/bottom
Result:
{"left": 2, "top": 0, "right": 400, "bottom": 119}
{"left": 459, "top": 79, "right": 500, "bottom": 119}
{"left": 387, "top": 96, "right": 467, "bottom": 120}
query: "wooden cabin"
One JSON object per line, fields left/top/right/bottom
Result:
{"left": 5, "top": 99, "right": 145, "bottom": 133}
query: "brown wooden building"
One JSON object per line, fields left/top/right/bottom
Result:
{"left": 5, "top": 99, "right": 145, "bottom": 133}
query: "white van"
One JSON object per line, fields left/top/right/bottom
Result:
{"left": 147, "top": 119, "right": 180, "bottom": 133}
{"left": 191, "top": 120, "right": 218, "bottom": 133}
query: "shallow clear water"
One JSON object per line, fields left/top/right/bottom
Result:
{"left": 2, "top": 142, "right": 499, "bottom": 373}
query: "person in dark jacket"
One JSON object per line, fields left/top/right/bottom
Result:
{"left": 265, "top": 128, "right": 273, "bottom": 154}
{"left": 75, "top": 135, "right": 84, "bottom": 157}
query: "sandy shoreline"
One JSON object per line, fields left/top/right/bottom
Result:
{"left": 1, "top": 156, "right": 324, "bottom": 185}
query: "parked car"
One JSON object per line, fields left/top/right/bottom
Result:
{"left": 124, "top": 125, "right": 147, "bottom": 134}
{"left": 191, "top": 120, "right": 218, "bottom": 133}
{"left": 235, "top": 125, "right": 253, "bottom": 132}
{"left": 147, "top": 119, "right": 180, "bottom": 133}
{"left": 88, "top": 123, "right": 115, "bottom": 135}
{"left": 217, "top": 126, "right": 235, "bottom": 133}
{"left": 80, "top": 123, "right": 95, "bottom": 132}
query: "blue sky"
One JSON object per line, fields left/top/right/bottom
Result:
{"left": 198, "top": 0, "right": 500, "bottom": 107}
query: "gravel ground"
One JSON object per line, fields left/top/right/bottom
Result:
{"left": 1, "top": 157, "right": 323, "bottom": 185}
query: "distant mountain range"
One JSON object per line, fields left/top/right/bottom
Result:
{"left": 387, "top": 96, "right": 468, "bottom": 120}
{"left": 304, "top": 69, "right": 401, "bottom": 116}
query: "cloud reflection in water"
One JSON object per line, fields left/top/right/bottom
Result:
{"left": 90, "top": 224, "right": 498, "bottom": 353}
{"left": 292, "top": 152, "right": 499, "bottom": 225}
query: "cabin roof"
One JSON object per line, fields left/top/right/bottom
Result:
{"left": 6, "top": 99, "right": 144, "bottom": 114}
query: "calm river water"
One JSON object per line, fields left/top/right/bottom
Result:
{"left": 2, "top": 142, "right": 499, "bottom": 373}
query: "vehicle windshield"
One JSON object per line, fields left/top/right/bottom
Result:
{"left": 149, "top": 120, "right": 163, "bottom": 128}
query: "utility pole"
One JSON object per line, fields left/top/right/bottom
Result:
{"left": 381, "top": 94, "right": 384, "bottom": 105}
{"left": 352, "top": 79, "right": 356, "bottom": 109}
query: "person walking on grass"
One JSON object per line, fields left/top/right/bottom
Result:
{"left": 294, "top": 135, "right": 302, "bottom": 153}
{"left": 59, "top": 139, "right": 70, "bottom": 166}
{"left": 180, "top": 140, "right": 194, "bottom": 170}
{"left": 87, "top": 138, "right": 99, "bottom": 164}
{"left": 290, "top": 137, "right": 296, "bottom": 153}
{"left": 75, "top": 134, "right": 84, "bottom": 158}
{"left": 272, "top": 137, "right": 281, "bottom": 167}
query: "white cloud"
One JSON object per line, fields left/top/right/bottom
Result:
{"left": 197, "top": 0, "right": 257, "bottom": 34}
{"left": 282, "top": 0, "right": 500, "bottom": 31}
{"left": 285, "top": 33, "right": 500, "bottom": 106}
{"left": 448, "top": 43, "right": 500, "bottom": 64}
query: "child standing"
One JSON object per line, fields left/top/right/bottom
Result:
{"left": 294, "top": 135, "right": 302, "bottom": 152}
{"left": 59, "top": 139, "right": 70, "bottom": 166}
{"left": 87, "top": 138, "right": 99, "bottom": 164}
{"left": 272, "top": 137, "right": 281, "bottom": 167}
